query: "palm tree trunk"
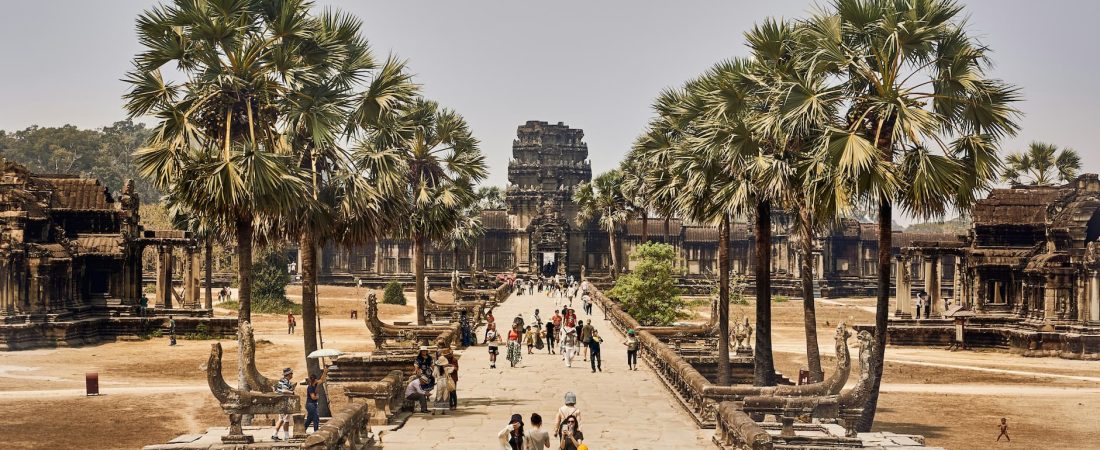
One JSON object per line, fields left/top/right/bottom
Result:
{"left": 608, "top": 230, "right": 619, "bottom": 279}
{"left": 717, "top": 214, "right": 731, "bottom": 385}
{"left": 753, "top": 200, "right": 775, "bottom": 386}
{"left": 799, "top": 205, "right": 823, "bottom": 382}
{"left": 204, "top": 236, "right": 213, "bottom": 310}
{"left": 859, "top": 198, "right": 892, "bottom": 431}
{"left": 641, "top": 212, "right": 649, "bottom": 243}
{"left": 414, "top": 234, "right": 427, "bottom": 326}
{"left": 235, "top": 212, "right": 253, "bottom": 394}
{"left": 299, "top": 229, "right": 331, "bottom": 416}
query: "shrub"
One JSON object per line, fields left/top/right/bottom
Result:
{"left": 383, "top": 281, "right": 406, "bottom": 305}
{"left": 607, "top": 242, "right": 686, "bottom": 326}
{"left": 250, "top": 247, "right": 300, "bottom": 314}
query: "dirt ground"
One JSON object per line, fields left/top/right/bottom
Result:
{"left": 2, "top": 288, "right": 1098, "bottom": 449}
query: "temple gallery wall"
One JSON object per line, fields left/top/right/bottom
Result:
{"left": 3, "top": 120, "right": 1099, "bottom": 358}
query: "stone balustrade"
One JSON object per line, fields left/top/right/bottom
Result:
{"left": 713, "top": 401, "right": 773, "bottom": 450}
{"left": 300, "top": 400, "right": 374, "bottom": 450}
{"left": 342, "top": 369, "right": 406, "bottom": 425}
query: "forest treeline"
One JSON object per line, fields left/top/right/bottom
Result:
{"left": 0, "top": 120, "right": 160, "bottom": 200}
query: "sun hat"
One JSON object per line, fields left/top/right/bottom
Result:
{"left": 283, "top": 367, "right": 293, "bottom": 375}
{"left": 419, "top": 345, "right": 430, "bottom": 352}
{"left": 627, "top": 329, "right": 635, "bottom": 335}
{"left": 564, "top": 391, "right": 577, "bottom": 405}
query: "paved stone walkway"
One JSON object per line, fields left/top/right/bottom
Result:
{"left": 381, "top": 292, "right": 712, "bottom": 449}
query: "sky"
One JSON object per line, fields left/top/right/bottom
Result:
{"left": 1, "top": 0, "right": 1097, "bottom": 224}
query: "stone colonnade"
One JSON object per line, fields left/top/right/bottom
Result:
{"left": 151, "top": 241, "right": 202, "bottom": 310}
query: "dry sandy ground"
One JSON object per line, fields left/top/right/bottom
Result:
{"left": 1, "top": 287, "right": 1098, "bottom": 449}
{"left": 691, "top": 296, "right": 1100, "bottom": 449}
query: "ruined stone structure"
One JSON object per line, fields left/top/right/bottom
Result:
{"left": 887, "top": 174, "right": 1100, "bottom": 359}
{"left": 0, "top": 161, "right": 235, "bottom": 349}
{"left": 318, "top": 121, "right": 952, "bottom": 298}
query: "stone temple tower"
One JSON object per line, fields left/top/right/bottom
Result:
{"left": 505, "top": 121, "right": 592, "bottom": 276}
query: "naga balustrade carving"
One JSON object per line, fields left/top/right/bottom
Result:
{"left": 240, "top": 321, "right": 276, "bottom": 393}
{"left": 713, "top": 401, "right": 774, "bottom": 450}
{"left": 342, "top": 370, "right": 406, "bottom": 426}
{"left": 206, "top": 342, "right": 300, "bottom": 444}
{"left": 300, "top": 400, "right": 373, "bottom": 450}
{"left": 364, "top": 293, "right": 460, "bottom": 353}
{"left": 424, "top": 287, "right": 485, "bottom": 325}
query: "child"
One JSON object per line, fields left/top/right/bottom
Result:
{"left": 996, "top": 417, "right": 1010, "bottom": 442}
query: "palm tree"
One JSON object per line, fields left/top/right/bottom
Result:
{"left": 746, "top": 18, "right": 851, "bottom": 383}
{"left": 450, "top": 203, "right": 485, "bottom": 276}
{"left": 125, "top": 0, "right": 313, "bottom": 391}
{"left": 476, "top": 186, "right": 508, "bottom": 210}
{"left": 574, "top": 170, "right": 632, "bottom": 279}
{"left": 1002, "top": 142, "right": 1082, "bottom": 186}
{"left": 803, "top": 0, "right": 1022, "bottom": 429}
{"left": 274, "top": 11, "right": 417, "bottom": 416}
{"left": 360, "top": 98, "right": 487, "bottom": 325}
{"left": 620, "top": 157, "right": 652, "bottom": 243}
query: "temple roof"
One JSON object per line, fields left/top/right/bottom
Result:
{"left": 37, "top": 176, "right": 116, "bottom": 211}
{"left": 71, "top": 234, "right": 124, "bottom": 256}
{"left": 479, "top": 209, "right": 510, "bottom": 230}
{"left": 972, "top": 185, "right": 1067, "bottom": 225}
{"left": 625, "top": 218, "right": 682, "bottom": 237}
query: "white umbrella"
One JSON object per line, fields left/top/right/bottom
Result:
{"left": 307, "top": 349, "right": 344, "bottom": 359}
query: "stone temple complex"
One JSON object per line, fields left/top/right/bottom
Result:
{"left": 319, "top": 120, "right": 956, "bottom": 299}
{"left": 0, "top": 161, "right": 234, "bottom": 349}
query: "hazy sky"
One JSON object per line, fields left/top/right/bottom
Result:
{"left": 2, "top": 0, "right": 1097, "bottom": 223}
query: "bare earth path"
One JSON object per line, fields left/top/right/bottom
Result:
{"left": 380, "top": 292, "right": 712, "bottom": 450}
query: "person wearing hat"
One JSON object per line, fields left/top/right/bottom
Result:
{"left": 561, "top": 326, "right": 578, "bottom": 368}
{"left": 497, "top": 413, "right": 525, "bottom": 450}
{"left": 414, "top": 346, "right": 435, "bottom": 390}
{"left": 623, "top": 329, "right": 640, "bottom": 371}
{"left": 404, "top": 375, "right": 432, "bottom": 413}
{"left": 270, "top": 367, "right": 295, "bottom": 441}
{"left": 554, "top": 392, "right": 581, "bottom": 441}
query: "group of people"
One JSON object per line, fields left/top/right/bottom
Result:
{"left": 269, "top": 365, "right": 329, "bottom": 441}
{"left": 406, "top": 343, "right": 460, "bottom": 413}
{"left": 913, "top": 290, "right": 954, "bottom": 319}
{"left": 498, "top": 392, "right": 588, "bottom": 450}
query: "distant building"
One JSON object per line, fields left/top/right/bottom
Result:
{"left": 319, "top": 121, "right": 955, "bottom": 297}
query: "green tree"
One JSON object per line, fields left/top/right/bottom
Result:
{"left": 358, "top": 98, "right": 487, "bottom": 326}
{"left": 1002, "top": 142, "right": 1082, "bottom": 186}
{"left": 607, "top": 242, "right": 686, "bottom": 326}
{"left": 476, "top": 186, "right": 507, "bottom": 210}
{"left": 124, "top": 0, "right": 316, "bottom": 393}
{"left": 382, "top": 281, "right": 406, "bottom": 305}
{"left": 251, "top": 247, "right": 297, "bottom": 314}
{"left": 574, "top": 170, "right": 632, "bottom": 279}
{"left": 804, "top": 0, "right": 1022, "bottom": 429}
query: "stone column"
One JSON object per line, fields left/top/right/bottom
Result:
{"left": 895, "top": 255, "right": 912, "bottom": 318}
{"left": 1043, "top": 276, "right": 1056, "bottom": 320}
{"left": 856, "top": 241, "right": 864, "bottom": 278}
{"left": 157, "top": 246, "right": 174, "bottom": 309}
{"left": 1089, "top": 270, "right": 1099, "bottom": 322}
{"left": 929, "top": 255, "right": 942, "bottom": 316}
{"left": 954, "top": 255, "right": 965, "bottom": 307}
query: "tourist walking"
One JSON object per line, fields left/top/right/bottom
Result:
{"left": 287, "top": 313, "right": 296, "bottom": 335}
{"left": 562, "top": 326, "right": 578, "bottom": 367}
{"left": 498, "top": 413, "right": 526, "bottom": 450}
{"left": 545, "top": 320, "right": 557, "bottom": 354}
{"left": 432, "top": 350, "right": 454, "bottom": 412}
{"left": 524, "top": 326, "right": 537, "bottom": 354}
{"left": 507, "top": 324, "right": 523, "bottom": 368}
{"left": 485, "top": 311, "right": 497, "bottom": 342}
{"left": 588, "top": 329, "right": 602, "bottom": 372}
{"left": 404, "top": 375, "right": 431, "bottom": 413}
{"left": 624, "top": 329, "right": 639, "bottom": 370}
{"left": 460, "top": 311, "right": 475, "bottom": 347}
{"left": 167, "top": 315, "right": 176, "bottom": 346}
{"left": 553, "top": 392, "right": 582, "bottom": 441}
{"left": 443, "top": 346, "right": 459, "bottom": 409}
{"left": 534, "top": 309, "right": 542, "bottom": 327}
{"left": 487, "top": 329, "right": 501, "bottom": 369}
{"left": 527, "top": 413, "right": 551, "bottom": 449}
{"left": 304, "top": 366, "right": 329, "bottom": 432}
{"left": 914, "top": 295, "right": 922, "bottom": 320}
{"left": 579, "top": 320, "right": 591, "bottom": 361}
{"left": 271, "top": 368, "right": 295, "bottom": 441}
{"left": 581, "top": 292, "right": 592, "bottom": 316}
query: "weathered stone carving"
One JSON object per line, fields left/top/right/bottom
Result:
{"left": 240, "top": 321, "right": 276, "bottom": 393}
{"left": 206, "top": 342, "right": 300, "bottom": 444}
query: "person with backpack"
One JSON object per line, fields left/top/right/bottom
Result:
{"left": 623, "top": 329, "right": 640, "bottom": 371}
{"left": 578, "top": 320, "right": 592, "bottom": 362}
{"left": 553, "top": 392, "right": 581, "bottom": 441}
{"left": 588, "top": 329, "right": 603, "bottom": 373}
{"left": 487, "top": 329, "right": 501, "bottom": 369}
{"left": 544, "top": 319, "right": 556, "bottom": 355}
